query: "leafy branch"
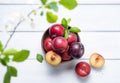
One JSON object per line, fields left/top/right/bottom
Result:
{"left": 1, "top": 0, "right": 78, "bottom": 83}
{"left": 0, "top": 41, "right": 30, "bottom": 83}
{"left": 40, "top": 0, "right": 78, "bottom": 23}
{"left": 4, "top": 0, "right": 78, "bottom": 50}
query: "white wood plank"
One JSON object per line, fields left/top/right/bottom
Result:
{"left": 77, "top": 0, "right": 120, "bottom": 4}
{"left": 0, "top": 60, "right": 120, "bottom": 83}
{"left": 1, "top": 5, "right": 120, "bottom": 31}
{"left": 0, "top": 0, "right": 120, "bottom": 4}
{"left": 0, "top": 5, "right": 39, "bottom": 31}
{"left": 5, "top": 32, "right": 120, "bottom": 59}
{"left": 0, "top": 32, "right": 10, "bottom": 46}
{"left": 0, "top": 0, "right": 40, "bottom": 4}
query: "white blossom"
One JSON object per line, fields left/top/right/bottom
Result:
{"left": 3, "top": 12, "right": 24, "bottom": 31}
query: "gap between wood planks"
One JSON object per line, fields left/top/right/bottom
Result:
{"left": 0, "top": 3, "right": 120, "bottom": 5}
{"left": 27, "top": 58, "right": 120, "bottom": 60}
{"left": 1, "top": 31, "right": 120, "bottom": 32}
{"left": 1, "top": 2, "right": 120, "bottom": 59}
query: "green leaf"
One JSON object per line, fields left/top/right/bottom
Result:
{"left": 0, "top": 41, "right": 3, "bottom": 52}
{"left": 4, "top": 56, "right": 10, "bottom": 63}
{"left": 1, "top": 59, "right": 7, "bottom": 66}
{"left": 0, "top": 56, "right": 9, "bottom": 66}
{"left": 36, "top": 54, "right": 43, "bottom": 63}
{"left": 7, "top": 66, "right": 17, "bottom": 77}
{"left": 40, "top": 11, "right": 44, "bottom": 16}
{"left": 46, "top": 1, "right": 58, "bottom": 12}
{"left": 67, "top": 18, "right": 71, "bottom": 24}
{"left": 41, "top": 0, "right": 47, "bottom": 5}
{"left": 3, "top": 48, "right": 18, "bottom": 56}
{"left": 12, "top": 50, "right": 30, "bottom": 62}
{"left": 64, "top": 29, "right": 69, "bottom": 39}
{"left": 61, "top": 18, "right": 68, "bottom": 28}
{"left": 46, "top": 11, "right": 58, "bottom": 23}
{"left": 3, "top": 72, "right": 11, "bottom": 83}
{"left": 3, "top": 66, "right": 17, "bottom": 83}
{"left": 69, "top": 27, "right": 81, "bottom": 33}
{"left": 59, "top": 0, "right": 78, "bottom": 10}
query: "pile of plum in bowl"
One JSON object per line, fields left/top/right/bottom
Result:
{"left": 41, "top": 18, "right": 105, "bottom": 77}
{"left": 42, "top": 18, "right": 84, "bottom": 65}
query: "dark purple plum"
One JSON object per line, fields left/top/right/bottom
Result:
{"left": 69, "top": 42, "right": 84, "bottom": 59}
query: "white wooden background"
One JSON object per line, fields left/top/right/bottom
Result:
{"left": 0, "top": 0, "right": 120, "bottom": 83}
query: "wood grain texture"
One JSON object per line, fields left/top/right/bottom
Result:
{"left": 3, "top": 32, "right": 120, "bottom": 59}
{"left": 1, "top": 5, "right": 120, "bottom": 31}
{"left": 0, "top": 60, "right": 120, "bottom": 83}
{"left": 0, "top": 32, "right": 10, "bottom": 46}
{"left": 0, "top": 0, "right": 120, "bottom": 83}
{"left": 0, "top": 0, "right": 120, "bottom": 4}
